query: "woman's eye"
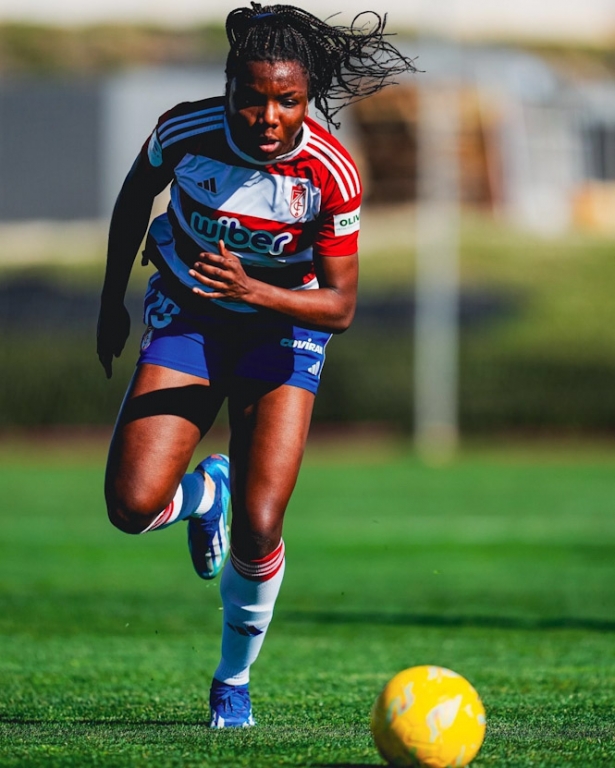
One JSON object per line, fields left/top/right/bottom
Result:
{"left": 234, "top": 89, "right": 259, "bottom": 109}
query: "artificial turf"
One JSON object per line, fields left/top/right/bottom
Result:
{"left": 0, "top": 441, "right": 614, "bottom": 766}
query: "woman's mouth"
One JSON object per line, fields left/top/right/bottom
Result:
{"left": 258, "top": 136, "right": 281, "bottom": 154}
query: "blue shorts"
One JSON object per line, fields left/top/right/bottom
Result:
{"left": 137, "top": 273, "right": 332, "bottom": 395}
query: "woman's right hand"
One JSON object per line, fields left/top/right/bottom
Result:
{"left": 97, "top": 301, "right": 131, "bottom": 379}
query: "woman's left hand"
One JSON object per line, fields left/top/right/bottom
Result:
{"left": 189, "top": 240, "right": 253, "bottom": 301}
{"left": 189, "top": 238, "right": 358, "bottom": 333}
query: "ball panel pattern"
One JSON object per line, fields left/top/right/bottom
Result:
{"left": 371, "top": 666, "right": 486, "bottom": 768}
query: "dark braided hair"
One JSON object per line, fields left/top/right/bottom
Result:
{"left": 225, "top": 2, "right": 416, "bottom": 128}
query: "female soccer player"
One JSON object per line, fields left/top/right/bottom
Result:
{"left": 97, "top": 2, "right": 414, "bottom": 728}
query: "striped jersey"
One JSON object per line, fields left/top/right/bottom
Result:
{"left": 140, "top": 96, "right": 362, "bottom": 313}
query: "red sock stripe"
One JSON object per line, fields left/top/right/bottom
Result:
{"left": 230, "top": 540, "right": 285, "bottom": 582}
{"left": 144, "top": 501, "right": 175, "bottom": 532}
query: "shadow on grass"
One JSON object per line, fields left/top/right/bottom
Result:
{"left": 279, "top": 610, "right": 615, "bottom": 633}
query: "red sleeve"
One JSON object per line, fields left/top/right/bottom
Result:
{"left": 314, "top": 188, "right": 362, "bottom": 257}
{"left": 308, "top": 124, "right": 363, "bottom": 257}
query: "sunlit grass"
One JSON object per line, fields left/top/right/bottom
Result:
{"left": 1, "top": 443, "right": 614, "bottom": 766}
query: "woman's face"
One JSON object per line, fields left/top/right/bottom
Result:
{"left": 227, "top": 59, "right": 309, "bottom": 162}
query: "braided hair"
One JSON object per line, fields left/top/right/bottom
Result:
{"left": 225, "top": 2, "right": 416, "bottom": 128}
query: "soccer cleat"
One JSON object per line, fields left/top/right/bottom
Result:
{"left": 209, "top": 679, "right": 255, "bottom": 729}
{"left": 188, "top": 454, "right": 230, "bottom": 579}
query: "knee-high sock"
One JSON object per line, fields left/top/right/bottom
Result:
{"left": 141, "top": 471, "right": 216, "bottom": 533}
{"left": 213, "top": 540, "right": 286, "bottom": 686}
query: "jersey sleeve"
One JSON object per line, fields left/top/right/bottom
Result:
{"left": 138, "top": 105, "right": 181, "bottom": 171}
{"left": 137, "top": 97, "right": 225, "bottom": 185}
{"left": 312, "top": 155, "right": 363, "bottom": 258}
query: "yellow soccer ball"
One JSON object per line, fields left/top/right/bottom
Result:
{"left": 370, "top": 665, "right": 486, "bottom": 767}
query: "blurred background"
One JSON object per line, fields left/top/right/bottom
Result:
{"left": 2, "top": 0, "right": 615, "bottom": 453}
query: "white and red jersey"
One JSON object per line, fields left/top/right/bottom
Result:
{"left": 140, "top": 95, "right": 362, "bottom": 312}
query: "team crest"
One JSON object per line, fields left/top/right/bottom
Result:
{"left": 289, "top": 184, "right": 307, "bottom": 218}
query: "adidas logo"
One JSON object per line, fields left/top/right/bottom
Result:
{"left": 197, "top": 177, "right": 218, "bottom": 193}
{"left": 307, "top": 361, "right": 321, "bottom": 376}
{"left": 226, "top": 622, "right": 264, "bottom": 637}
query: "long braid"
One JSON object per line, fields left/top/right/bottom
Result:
{"left": 225, "top": 3, "right": 416, "bottom": 128}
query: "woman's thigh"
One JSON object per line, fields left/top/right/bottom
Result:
{"left": 227, "top": 379, "right": 315, "bottom": 559}
{"left": 105, "top": 363, "right": 226, "bottom": 526}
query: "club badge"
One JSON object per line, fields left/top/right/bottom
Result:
{"left": 290, "top": 184, "right": 307, "bottom": 218}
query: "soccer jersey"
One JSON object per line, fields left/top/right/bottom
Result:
{"left": 140, "top": 96, "right": 362, "bottom": 313}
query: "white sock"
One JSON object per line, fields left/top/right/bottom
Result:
{"left": 213, "top": 540, "right": 286, "bottom": 686}
{"left": 141, "top": 470, "right": 215, "bottom": 533}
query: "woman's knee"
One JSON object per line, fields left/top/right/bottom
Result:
{"left": 105, "top": 484, "right": 170, "bottom": 535}
{"left": 230, "top": 512, "right": 283, "bottom": 560}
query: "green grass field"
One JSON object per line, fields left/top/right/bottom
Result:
{"left": 1, "top": 439, "right": 614, "bottom": 767}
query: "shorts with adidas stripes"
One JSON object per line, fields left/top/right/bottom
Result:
{"left": 137, "top": 273, "right": 331, "bottom": 395}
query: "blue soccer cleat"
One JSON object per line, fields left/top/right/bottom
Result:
{"left": 188, "top": 454, "right": 230, "bottom": 580}
{"left": 209, "top": 679, "right": 255, "bottom": 729}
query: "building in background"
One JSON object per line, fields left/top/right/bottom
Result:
{"left": 0, "top": 65, "right": 225, "bottom": 223}
{"left": 354, "top": 41, "right": 615, "bottom": 236}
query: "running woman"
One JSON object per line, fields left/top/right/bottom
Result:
{"left": 97, "top": 2, "right": 415, "bottom": 728}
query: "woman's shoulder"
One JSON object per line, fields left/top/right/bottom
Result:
{"left": 156, "top": 95, "right": 226, "bottom": 129}
{"left": 301, "top": 117, "right": 361, "bottom": 202}
{"left": 303, "top": 117, "right": 356, "bottom": 161}
{"left": 152, "top": 96, "right": 226, "bottom": 159}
